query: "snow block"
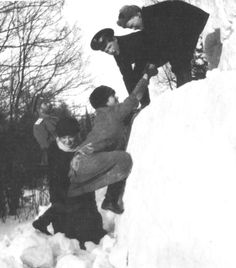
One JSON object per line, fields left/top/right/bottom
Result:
{"left": 56, "top": 254, "right": 91, "bottom": 268}
{"left": 21, "top": 244, "right": 54, "bottom": 268}
{"left": 0, "top": 257, "right": 22, "bottom": 268}
{"left": 5, "top": 229, "right": 48, "bottom": 265}
{"left": 49, "top": 232, "right": 80, "bottom": 259}
{"left": 115, "top": 70, "right": 236, "bottom": 268}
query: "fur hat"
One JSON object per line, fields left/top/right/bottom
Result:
{"left": 89, "top": 86, "right": 115, "bottom": 109}
{"left": 55, "top": 117, "right": 80, "bottom": 137}
{"left": 90, "top": 28, "right": 114, "bottom": 51}
{"left": 117, "top": 5, "right": 141, "bottom": 28}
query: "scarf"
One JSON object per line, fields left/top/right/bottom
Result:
{"left": 56, "top": 137, "right": 78, "bottom": 153}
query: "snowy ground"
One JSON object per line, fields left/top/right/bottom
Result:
{"left": 0, "top": 188, "right": 119, "bottom": 268}
{"left": 115, "top": 69, "right": 236, "bottom": 268}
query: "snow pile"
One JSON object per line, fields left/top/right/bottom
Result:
{"left": 0, "top": 224, "right": 118, "bottom": 268}
{"left": 114, "top": 70, "right": 236, "bottom": 268}
{"left": 112, "top": 1, "right": 236, "bottom": 266}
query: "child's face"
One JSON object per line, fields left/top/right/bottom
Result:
{"left": 126, "top": 14, "right": 143, "bottom": 30}
{"left": 106, "top": 94, "right": 119, "bottom": 106}
{"left": 58, "top": 135, "right": 77, "bottom": 148}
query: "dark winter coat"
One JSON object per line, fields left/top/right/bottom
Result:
{"left": 46, "top": 141, "right": 106, "bottom": 245}
{"left": 115, "top": 2, "right": 209, "bottom": 83}
{"left": 114, "top": 32, "right": 155, "bottom": 94}
{"left": 141, "top": 1, "right": 209, "bottom": 72}
{"left": 47, "top": 141, "right": 73, "bottom": 203}
{"left": 68, "top": 93, "right": 140, "bottom": 196}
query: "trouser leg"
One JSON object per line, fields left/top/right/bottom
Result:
{"left": 105, "top": 180, "right": 126, "bottom": 204}
{"left": 102, "top": 179, "right": 127, "bottom": 214}
{"left": 175, "top": 68, "right": 192, "bottom": 88}
{"left": 68, "top": 151, "right": 133, "bottom": 197}
{"left": 174, "top": 57, "right": 192, "bottom": 88}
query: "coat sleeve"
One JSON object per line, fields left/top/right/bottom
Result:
{"left": 115, "top": 56, "right": 136, "bottom": 94}
{"left": 133, "top": 59, "right": 147, "bottom": 85}
{"left": 114, "top": 94, "right": 139, "bottom": 121}
{"left": 33, "top": 120, "right": 50, "bottom": 149}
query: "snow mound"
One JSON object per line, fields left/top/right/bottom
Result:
{"left": 114, "top": 69, "right": 236, "bottom": 268}
{"left": 0, "top": 220, "right": 117, "bottom": 268}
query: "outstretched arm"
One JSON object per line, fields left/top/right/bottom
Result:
{"left": 131, "top": 64, "right": 158, "bottom": 101}
{"left": 114, "top": 64, "right": 158, "bottom": 120}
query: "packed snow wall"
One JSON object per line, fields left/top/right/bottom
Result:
{"left": 114, "top": 70, "right": 236, "bottom": 268}
{"left": 112, "top": 1, "right": 236, "bottom": 268}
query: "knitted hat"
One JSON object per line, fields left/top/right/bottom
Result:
{"left": 89, "top": 86, "right": 115, "bottom": 109}
{"left": 90, "top": 28, "right": 114, "bottom": 51}
{"left": 117, "top": 5, "right": 141, "bottom": 28}
{"left": 55, "top": 117, "right": 80, "bottom": 137}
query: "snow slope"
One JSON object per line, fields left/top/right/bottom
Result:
{"left": 115, "top": 69, "right": 236, "bottom": 268}
{"left": 113, "top": 1, "right": 236, "bottom": 266}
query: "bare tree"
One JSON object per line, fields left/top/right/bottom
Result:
{"left": 0, "top": 1, "right": 90, "bottom": 121}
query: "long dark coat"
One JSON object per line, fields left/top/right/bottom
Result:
{"left": 47, "top": 141, "right": 106, "bottom": 246}
{"left": 47, "top": 141, "right": 73, "bottom": 204}
{"left": 141, "top": 1, "right": 209, "bottom": 72}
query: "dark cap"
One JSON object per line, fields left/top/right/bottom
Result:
{"left": 89, "top": 86, "right": 115, "bottom": 109}
{"left": 117, "top": 5, "right": 141, "bottom": 28}
{"left": 90, "top": 28, "right": 114, "bottom": 51}
{"left": 55, "top": 117, "right": 80, "bottom": 138}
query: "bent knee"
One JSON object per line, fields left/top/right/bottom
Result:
{"left": 119, "top": 152, "right": 133, "bottom": 174}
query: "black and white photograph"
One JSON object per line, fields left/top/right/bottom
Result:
{"left": 0, "top": 0, "right": 236, "bottom": 267}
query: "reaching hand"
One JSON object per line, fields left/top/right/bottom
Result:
{"left": 144, "top": 63, "right": 158, "bottom": 79}
{"left": 70, "top": 143, "right": 94, "bottom": 173}
{"left": 75, "top": 143, "right": 94, "bottom": 156}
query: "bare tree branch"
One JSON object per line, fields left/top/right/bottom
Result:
{"left": 0, "top": 0, "right": 90, "bottom": 121}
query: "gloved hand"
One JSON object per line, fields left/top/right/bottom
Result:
{"left": 70, "top": 143, "right": 94, "bottom": 173}
{"left": 75, "top": 143, "right": 94, "bottom": 156}
{"left": 143, "top": 63, "right": 158, "bottom": 79}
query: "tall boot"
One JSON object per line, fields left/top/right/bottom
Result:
{"left": 102, "top": 180, "right": 126, "bottom": 214}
